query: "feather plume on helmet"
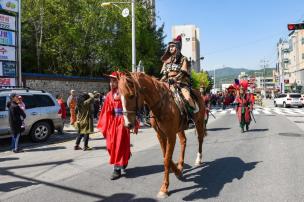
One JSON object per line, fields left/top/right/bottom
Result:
{"left": 161, "top": 35, "right": 183, "bottom": 62}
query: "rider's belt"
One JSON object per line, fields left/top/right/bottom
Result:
{"left": 114, "top": 108, "right": 123, "bottom": 116}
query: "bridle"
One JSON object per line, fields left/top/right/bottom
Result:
{"left": 122, "top": 75, "right": 141, "bottom": 117}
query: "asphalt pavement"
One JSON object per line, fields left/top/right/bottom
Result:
{"left": 1, "top": 104, "right": 304, "bottom": 201}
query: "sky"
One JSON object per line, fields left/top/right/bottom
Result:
{"left": 156, "top": 0, "right": 304, "bottom": 71}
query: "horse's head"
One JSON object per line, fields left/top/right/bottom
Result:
{"left": 118, "top": 72, "right": 144, "bottom": 129}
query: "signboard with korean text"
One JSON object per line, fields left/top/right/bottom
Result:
{"left": 0, "top": 29, "right": 15, "bottom": 46}
{"left": 0, "top": 0, "right": 18, "bottom": 13}
{"left": 0, "top": 45, "right": 15, "bottom": 61}
{"left": 0, "top": 61, "right": 15, "bottom": 76}
{"left": 0, "top": 14, "right": 15, "bottom": 31}
{"left": 0, "top": 77, "right": 15, "bottom": 86}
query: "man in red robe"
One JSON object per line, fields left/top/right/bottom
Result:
{"left": 235, "top": 81, "right": 253, "bottom": 133}
{"left": 97, "top": 72, "right": 131, "bottom": 180}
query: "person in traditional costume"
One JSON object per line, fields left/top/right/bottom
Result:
{"left": 67, "top": 90, "right": 77, "bottom": 125}
{"left": 160, "top": 35, "right": 198, "bottom": 115}
{"left": 97, "top": 72, "right": 132, "bottom": 180}
{"left": 235, "top": 80, "right": 253, "bottom": 133}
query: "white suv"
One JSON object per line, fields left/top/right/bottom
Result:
{"left": 274, "top": 93, "right": 303, "bottom": 108}
{"left": 0, "top": 88, "right": 64, "bottom": 142}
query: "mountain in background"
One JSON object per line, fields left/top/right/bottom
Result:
{"left": 206, "top": 67, "right": 275, "bottom": 88}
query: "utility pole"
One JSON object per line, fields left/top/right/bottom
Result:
{"left": 260, "top": 58, "right": 269, "bottom": 98}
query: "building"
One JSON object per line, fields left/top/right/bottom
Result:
{"left": 276, "top": 38, "right": 290, "bottom": 93}
{"left": 172, "top": 25, "right": 201, "bottom": 72}
{"left": 288, "top": 29, "right": 304, "bottom": 91}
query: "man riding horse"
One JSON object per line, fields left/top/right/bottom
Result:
{"left": 160, "top": 35, "right": 198, "bottom": 116}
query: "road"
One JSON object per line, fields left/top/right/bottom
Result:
{"left": 1, "top": 100, "right": 304, "bottom": 201}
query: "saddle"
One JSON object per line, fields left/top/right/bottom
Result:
{"left": 171, "top": 86, "right": 200, "bottom": 130}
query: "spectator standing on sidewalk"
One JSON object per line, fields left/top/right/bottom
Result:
{"left": 97, "top": 71, "right": 132, "bottom": 180}
{"left": 74, "top": 92, "right": 94, "bottom": 151}
{"left": 56, "top": 94, "right": 67, "bottom": 134}
{"left": 7, "top": 93, "right": 26, "bottom": 153}
{"left": 93, "top": 91, "right": 101, "bottom": 120}
{"left": 67, "top": 90, "right": 77, "bottom": 125}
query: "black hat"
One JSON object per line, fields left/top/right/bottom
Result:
{"left": 10, "top": 93, "right": 17, "bottom": 100}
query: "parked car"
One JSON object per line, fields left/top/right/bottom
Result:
{"left": 0, "top": 88, "right": 64, "bottom": 142}
{"left": 274, "top": 93, "right": 303, "bottom": 108}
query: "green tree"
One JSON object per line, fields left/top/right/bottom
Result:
{"left": 21, "top": 0, "right": 165, "bottom": 76}
{"left": 191, "top": 70, "right": 213, "bottom": 92}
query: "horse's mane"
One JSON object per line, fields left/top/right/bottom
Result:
{"left": 119, "top": 72, "right": 169, "bottom": 96}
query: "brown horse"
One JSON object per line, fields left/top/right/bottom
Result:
{"left": 118, "top": 72, "right": 206, "bottom": 198}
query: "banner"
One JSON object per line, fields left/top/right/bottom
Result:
{"left": 0, "top": 0, "right": 18, "bottom": 13}
{"left": 0, "top": 29, "right": 15, "bottom": 46}
{"left": 0, "top": 45, "right": 15, "bottom": 61}
{"left": 0, "top": 61, "right": 15, "bottom": 76}
{"left": 0, "top": 77, "right": 15, "bottom": 86}
{"left": 0, "top": 14, "right": 15, "bottom": 31}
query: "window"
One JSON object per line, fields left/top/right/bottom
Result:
{"left": 33, "top": 95, "right": 55, "bottom": 107}
{"left": 22, "top": 95, "right": 37, "bottom": 109}
{"left": 302, "top": 53, "right": 304, "bottom": 60}
{"left": 0, "top": 96, "right": 6, "bottom": 111}
{"left": 302, "top": 37, "right": 304, "bottom": 45}
{"left": 290, "top": 94, "right": 301, "bottom": 98}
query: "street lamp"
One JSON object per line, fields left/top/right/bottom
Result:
{"left": 101, "top": 0, "right": 136, "bottom": 72}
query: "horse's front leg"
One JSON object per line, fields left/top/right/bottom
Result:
{"left": 157, "top": 134, "right": 176, "bottom": 198}
{"left": 177, "top": 131, "right": 187, "bottom": 174}
{"left": 194, "top": 116, "right": 206, "bottom": 166}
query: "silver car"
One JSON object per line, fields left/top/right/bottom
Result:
{"left": 0, "top": 88, "right": 64, "bottom": 142}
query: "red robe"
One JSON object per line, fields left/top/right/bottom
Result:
{"left": 97, "top": 90, "right": 131, "bottom": 167}
{"left": 235, "top": 94, "right": 252, "bottom": 124}
{"left": 57, "top": 99, "right": 67, "bottom": 119}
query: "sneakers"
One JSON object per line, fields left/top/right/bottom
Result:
{"left": 121, "top": 164, "right": 128, "bottom": 174}
{"left": 110, "top": 169, "right": 121, "bottom": 180}
{"left": 83, "top": 146, "right": 93, "bottom": 151}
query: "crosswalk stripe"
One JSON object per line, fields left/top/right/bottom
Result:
{"left": 272, "top": 108, "right": 285, "bottom": 115}
{"left": 206, "top": 107, "right": 304, "bottom": 116}
{"left": 262, "top": 109, "right": 272, "bottom": 114}
{"left": 282, "top": 108, "right": 297, "bottom": 115}
{"left": 293, "top": 109, "right": 304, "bottom": 114}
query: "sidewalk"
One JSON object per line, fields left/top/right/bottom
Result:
{"left": 0, "top": 126, "right": 159, "bottom": 201}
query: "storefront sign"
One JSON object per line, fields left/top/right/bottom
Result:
{"left": 0, "top": 0, "right": 18, "bottom": 13}
{"left": 0, "top": 45, "right": 15, "bottom": 61}
{"left": 0, "top": 77, "right": 15, "bottom": 86}
{"left": 0, "top": 14, "right": 15, "bottom": 30}
{"left": 0, "top": 61, "right": 15, "bottom": 76}
{"left": 0, "top": 29, "right": 15, "bottom": 46}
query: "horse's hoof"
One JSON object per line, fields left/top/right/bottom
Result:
{"left": 157, "top": 191, "right": 169, "bottom": 198}
{"left": 194, "top": 161, "right": 202, "bottom": 166}
{"left": 175, "top": 171, "right": 183, "bottom": 180}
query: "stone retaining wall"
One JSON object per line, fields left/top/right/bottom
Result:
{"left": 23, "top": 74, "right": 109, "bottom": 100}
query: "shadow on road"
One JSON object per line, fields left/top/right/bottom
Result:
{"left": 24, "top": 146, "right": 66, "bottom": 152}
{"left": 207, "top": 128, "right": 231, "bottom": 131}
{"left": 0, "top": 157, "right": 19, "bottom": 162}
{"left": 92, "top": 146, "right": 107, "bottom": 150}
{"left": 0, "top": 159, "right": 108, "bottom": 200}
{"left": 0, "top": 181, "right": 39, "bottom": 192}
{"left": 97, "top": 193, "right": 157, "bottom": 202}
{"left": 170, "top": 157, "right": 260, "bottom": 201}
{"left": 125, "top": 165, "right": 163, "bottom": 178}
{"left": 247, "top": 129, "right": 269, "bottom": 132}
